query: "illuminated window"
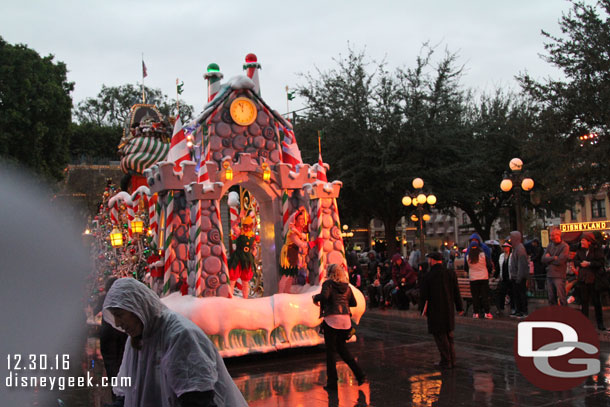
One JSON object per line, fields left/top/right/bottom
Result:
{"left": 591, "top": 199, "right": 606, "bottom": 218}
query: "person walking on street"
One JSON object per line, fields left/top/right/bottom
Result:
{"left": 542, "top": 228, "right": 569, "bottom": 306}
{"left": 464, "top": 236, "right": 494, "bottom": 319}
{"left": 313, "top": 263, "right": 366, "bottom": 392}
{"left": 575, "top": 232, "right": 607, "bottom": 331}
{"left": 509, "top": 231, "right": 529, "bottom": 318}
{"left": 420, "top": 252, "right": 464, "bottom": 369}
{"left": 494, "top": 242, "right": 514, "bottom": 316}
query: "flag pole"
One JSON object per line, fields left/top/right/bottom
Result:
{"left": 175, "top": 78, "right": 180, "bottom": 114}
{"left": 141, "top": 53, "right": 146, "bottom": 104}
{"left": 317, "top": 130, "right": 322, "bottom": 157}
{"left": 286, "top": 85, "right": 290, "bottom": 117}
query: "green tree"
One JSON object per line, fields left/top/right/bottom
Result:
{"left": 74, "top": 84, "right": 194, "bottom": 126}
{"left": 0, "top": 36, "right": 73, "bottom": 181}
{"left": 519, "top": 0, "right": 610, "bottom": 189}
{"left": 296, "top": 46, "right": 467, "bottom": 252}
{"left": 69, "top": 122, "right": 122, "bottom": 163}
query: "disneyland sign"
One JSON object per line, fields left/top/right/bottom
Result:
{"left": 560, "top": 221, "right": 608, "bottom": 233}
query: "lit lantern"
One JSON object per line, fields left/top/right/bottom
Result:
{"left": 261, "top": 162, "right": 271, "bottom": 182}
{"left": 402, "top": 196, "right": 412, "bottom": 206}
{"left": 222, "top": 161, "right": 233, "bottom": 181}
{"left": 500, "top": 179, "right": 513, "bottom": 192}
{"left": 427, "top": 195, "right": 437, "bottom": 205}
{"left": 131, "top": 216, "right": 144, "bottom": 234}
{"left": 509, "top": 158, "right": 523, "bottom": 172}
{"left": 422, "top": 214, "right": 431, "bottom": 221}
{"left": 110, "top": 228, "right": 123, "bottom": 247}
{"left": 521, "top": 178, "right": 534, "bottom": 191}
{"left": 412, "top": 177, "right": 424, "bottom": 189}
{"left": 417, "top": 193, "right": 427, "bottom": 204}
{"left": 410, "top": 214, "right": 419, "bottom": 222}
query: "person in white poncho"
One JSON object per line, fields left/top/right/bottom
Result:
{"left": 102, "top": 278, "right": 248, "bottom": 407}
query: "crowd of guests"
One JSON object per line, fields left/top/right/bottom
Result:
{"left": 351, "top": 228, "right": 610, "bottom": 330}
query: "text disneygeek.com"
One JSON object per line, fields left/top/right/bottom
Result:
{"left": 4, "top": 371, "right": 132, "bottom": 391}
{"left": 4, "top": 354, "right": 131, "bottom": 391}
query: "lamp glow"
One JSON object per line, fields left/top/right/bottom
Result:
{"left": 417, "top": 194, "right": 427, "bottom": 204}
{"left": 131, "top": 216, "right": 144, "bottom": 234}
{"left": 412, "top": 178, "right": 424, "bottom": 189}
{"left": 521, "top": 178, "right": 534, "bottom": 191}
{"left": 261, "top": 162, "right": 271, "bottom": 182}
{"left": 422, "top": 214, "right": 431, "bottom": 222}
{"left": 402, "top": 196, "right": 412, "bottom": 206}
{"left": 509, "top": 158, "right": 523, "bottom": 172}
{"left": 427, "top": 195, "right": 437, "bottom": 205}
{"left": 110, "top": 228, "right": 123, "bottom": 247}
{"left": 410, "top": 214, "right": 419, "bottom": 222}
{"left": 500, "top": 179, "right": 513, "bottom": 192}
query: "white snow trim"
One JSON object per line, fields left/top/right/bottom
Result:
{"left": 109, "top": 191, "right": 133, "bottom": 207}
{"left": 228, "top": 75, "right": 255, "bottom": 90}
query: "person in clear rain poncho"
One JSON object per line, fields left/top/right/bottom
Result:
{"left": 102, "top": 278, "right": 248, "bottom": 407}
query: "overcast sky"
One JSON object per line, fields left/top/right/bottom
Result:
{"left": 1, "top": 0, "right": 584, "bottom": 117}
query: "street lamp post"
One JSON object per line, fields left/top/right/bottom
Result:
{"left": 402, "top": 178, "right": 436, "bottom": 256}
{"left": 500, "top": 158, "right": 534, "bottom": 233}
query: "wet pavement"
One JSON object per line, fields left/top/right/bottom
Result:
{"left": 52, "top": 301, "right": 610, "bottom": 406}
{"left": 226, "top": 303, "right": 610, "bottom": 406}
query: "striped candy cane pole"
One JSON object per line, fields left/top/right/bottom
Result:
{"left": 243, "top": 53, "right": 261, "bottom": 95}
{"left": 148, "top": 194, "right": 159, "bottom": 250}
{"left": 162, "top": 191, "right": 175, "bottom": 296}
{"left": 281, "top": 190, "right": 292, "bottom": 239}
{"left": 204, "top": 63, "right": 223, "bottom": 103}
{"left": 110, "top": 201, "right": 119, "bottom": 226}
{"left": 312, "top": 199, "right": 325, "bottom": 283}
{"left": 193, "top": 200, "right": 203, "bottom": 297}
{"left": 214, "top": 202, "right": 229, "bottom": 286}
{"left": 126, "top": 201, "right": 135, "bottom": 237}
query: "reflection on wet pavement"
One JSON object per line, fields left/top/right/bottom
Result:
{"left": 59, "top": 307, "right": 610, "bottom": 406}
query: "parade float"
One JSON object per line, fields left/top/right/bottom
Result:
{"left": 89, "top": 54, "right": 365, "bottom": 357}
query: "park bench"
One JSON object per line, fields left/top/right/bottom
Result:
{"left": 457, "top": 277, "right": 499, "bottom": 315}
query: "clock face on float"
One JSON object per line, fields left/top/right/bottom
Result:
{"left": 229, "top": 97, "right": 258, "bottom": 126}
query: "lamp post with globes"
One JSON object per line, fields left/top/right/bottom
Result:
{"left": 500, "top": 158, "right": 534, "bottom": 234}
{"left": 402, "top": 177, "right": 437, "bottom": 256}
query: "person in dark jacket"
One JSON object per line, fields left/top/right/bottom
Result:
{"left": 383, "top": 253, "right": 412, "bottom": 308}
{"left": 420, "top": 252, "right": 463, "bottom": 369}
{"left": 542, "top": 228, "right": 569, "bottom": 306}
{"left": 574, "top": 232, "right": 607, "bottom": 330}
{"left": 509, "top": 231, "right": 529, "bottom": 317}
{"left": 313, "top": 263, "right": 366, "bottom": 391}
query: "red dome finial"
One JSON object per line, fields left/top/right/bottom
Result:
{"left": 245, "top": 53, "right": 257, "bottom": 63}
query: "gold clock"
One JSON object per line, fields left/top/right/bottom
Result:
{"left": 229, "top": 97, "right": 257, "bottom": 126}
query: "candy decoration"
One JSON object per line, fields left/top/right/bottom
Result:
{"left": 204, "top": 63, "right": 223, "bottom": 103}
{"left": 120, "top": 137, "right": 169, "bottom": 175}
{"left": 162, "top": 192, "right": 175, "bottom": 296}
{"left": 277, "top": 122, "right": 303, "bottom": 169}
{"left": 167, "top": 115, "right": 190, "bottom": 172}
{"left": 193, "top": 200, "right": 203, "bottom": 297}
{"left": 243, "top": 53, "right": 262, "bottom": 96}
{"left": 148, "top": 194, "right": 159, "bottom": 250}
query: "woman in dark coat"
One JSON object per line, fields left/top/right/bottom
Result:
{"left": 420, "top": 252, "right": 464, "bottom": 368}
{"left": 575, "top": 232, "right": 606, "bottom": 330}
{"left": 313, "top": 263, "right": 366, "bottom": 391}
